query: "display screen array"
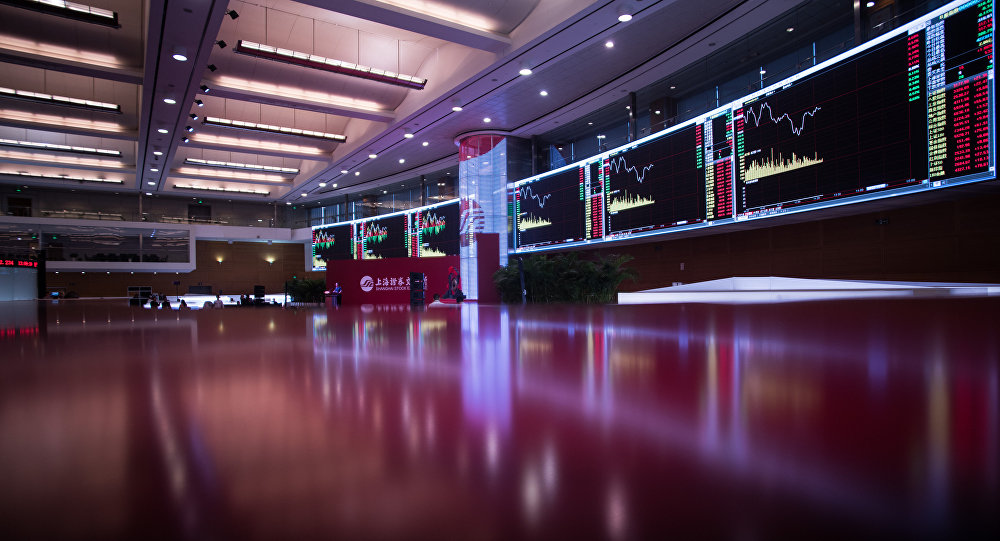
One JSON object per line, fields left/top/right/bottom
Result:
{"left": 512, "top": 0, "right": 995, "bottom": 252}
{"left": 312, "top": 199, "right": 459, "bottom": 270}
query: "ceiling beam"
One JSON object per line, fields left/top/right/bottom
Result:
{"left": 299, "top": 0, "right": 511, "bottom": 52}
{"left": 204, "top": 80, "right": 396, "bottom": 123}
{"left": 0, "top": 49, "right": 142, "bottom": 84}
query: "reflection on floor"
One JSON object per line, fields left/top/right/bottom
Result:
{"left": 0, "top": 298, "right": 997, "bottom": 539}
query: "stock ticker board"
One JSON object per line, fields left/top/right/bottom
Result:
{"left": 512, "top": 0, "right": 995, "bottom": 252}
{"left": 411, "top": 201, "right": 460, "bottom": 257}
{"left": 312, "top": 223, "right": 354, "bottom": 269}
{"left": 311, "top": 200, "right": 460, "bottom": 270}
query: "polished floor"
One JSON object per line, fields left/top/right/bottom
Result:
{"left": 0, "top": 298, "right": 997, "bottom": 540}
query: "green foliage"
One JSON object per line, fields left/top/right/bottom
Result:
{"left": 285, "top": 277, "right": 326, "bottom": 303}
{"left": 493, "top": 253, "right": 636, "bottom": 304}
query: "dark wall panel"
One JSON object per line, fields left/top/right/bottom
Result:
{"left": 576, "top": 191, "right": 1000, "bottom": 290}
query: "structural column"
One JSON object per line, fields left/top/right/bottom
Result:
{"left": 456, "top": 132, "right": 531, "bottom": 301}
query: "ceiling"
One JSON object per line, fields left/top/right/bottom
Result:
{"left": 0, "top": 0, "right": 817, "bottom": 208}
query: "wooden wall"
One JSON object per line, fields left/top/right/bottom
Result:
{"left": 45, "top": 240, "right": 324, "bottom": 298}
{"left": 577, "top": 190, "right": 1000, "bottom": 291}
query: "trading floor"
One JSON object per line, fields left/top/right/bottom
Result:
{"left": 0, "top": 298, "right": 997, "bottom": 540}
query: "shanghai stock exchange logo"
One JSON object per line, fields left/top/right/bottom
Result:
{"left": 360, "top": 275, "right": 374, "bottom": 292}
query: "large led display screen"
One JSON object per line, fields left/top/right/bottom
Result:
{"left": 411, "top": 200, "right": 460, "bottom": 257}
{"left": 733, "top": 25, "right": 928, "bottom": 217}
{"left": 356, "top": 213, "right": 408, "bottom": 260}
{"left": 512, "top": 0, "right": 995, "bottom": 253}
{"left": 603, "top": 124, "right": 705, "bottom": 238}
{"left": 312, "top": 223, "right": 353, "bottom": 269}
{"left": 311, "top": 199, "right": 461, "bottom": 270}
{"left": 514, "top": 166, "right": 586, "bottom": 249}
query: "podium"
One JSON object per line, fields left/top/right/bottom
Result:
{"left": 409, "top": 272, "right": 425, "bottom": 306}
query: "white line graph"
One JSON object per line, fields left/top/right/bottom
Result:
{"left": 742, "top": 102, "right": 821, "bottom": 136}
{"left": 518, "top": 185, "right": 552, "bottom": 208}
{"left": 606, "top": 155, "right": 654, "bottom": 183}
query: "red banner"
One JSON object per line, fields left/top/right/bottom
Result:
{"left": 326, "top": 256, "right": 460, "bottom": 305}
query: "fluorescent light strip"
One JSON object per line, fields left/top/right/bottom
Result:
{"left": 0, "top": 138, "right": 122, "bottom": 157}
{"left": 235, "top": 40, "right": 427, "bottom": 90}
{"left": 184, "top": 157, "right": 298, "bottom": 174}
{"left": 0, "top": 109, "right": 123, "bottom": 132}
{"left": 0, "top": 149, "right": 123, "bottom": 168}
{"left": 0, "top": 86, "right": 121, "bottom": 112}
{"left": 188, "top": 134, "right": 324, "bottom": 155}
{"left": 202, "top": 116, "right": 346, "bottom": 142}
{"left": 176, "top": 167, "right": 286, "bottom": 182}
{"left": 2, "top": 170, "right": 122, "bottom": 183}
{"left": 1, "top": 0, "right": 120, "bottom": 28}
{"left": 174, "top": 183, "right": 270, "bottom": 196}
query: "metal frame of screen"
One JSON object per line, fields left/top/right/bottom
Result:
{"left": 311, "top": 199, "right": 460, "bottom": 270}
{"left": 512, "top": 0, "right": 995, "bottom": 253}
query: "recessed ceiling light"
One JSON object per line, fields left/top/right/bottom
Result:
{"left": 150, "top": 168, "right": 158, "bottom": 172}
{"left": 404, "top": 132, "right": 414, "bottom": 138}
{"left": 483, "top": 117, "right": 491, "bottom": 123}
{"left": 172, "top": 52, "right": 187, "bottom": 62}
{"left": 301, "top": 192, "right": 308, "bottom": 197}
{"left": 145, "top": 192, "right": 152, "bottom": 195}
{"left": 786, "top": 27, "right": 794, "bottom": 32}
{"left": 340, "top": 169, "right": 349, "bottom": 174}
{"left": 605, "top": 40, "right": 614, "bottom": 48}
{"left": 539, "top": 90, "right": 548, "bottom": 96}
{"left": 398, "top": 158, "right": 405, "bottom": 164}
{"left": 759, "top": 68, "right": 767, "bottom": 75}
{"left": 654, "top": 110, "right": 661, "bottom": 115}
{"left": 382, "top": 190, "right": 387, "bottom": 194}
{"left": 332, "top": 183, "right": 337, "bottom": 188}
{"left": 669, "top": 85, "right": 676, "bottom": 90}
{"left": 153, "top": 151, "right": 162, "bottom": 156}
{"left": 318, "top": 182, "right": 327, "bottom": 187}
{"left": 354, "top": 171, "right": 360, "bottom": 176}
{"left": 157, "top": 128, "right": 168, "bottom": 134}
{"left": 422, "top": 141, "right": 429, "bottom": 147}
{"left": 163, "top": 98, "right": 176, "bottom": 104}
{"left": 286, "top": 202, "right": 292, "bottom": 205}
{"left": 147, "top": 181, "right": 156, "bottom": 185}
{"left": 452, "top": 105, "right": 463, "bottom": 112}
{"left": 368, "top": 153, "right": 377, "bottom": 159}
{"left": 519, "top": 67, "right": 532, "bottom": 76}
{"left": 588, "top": 122, "right": 593, "bottom": 125}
